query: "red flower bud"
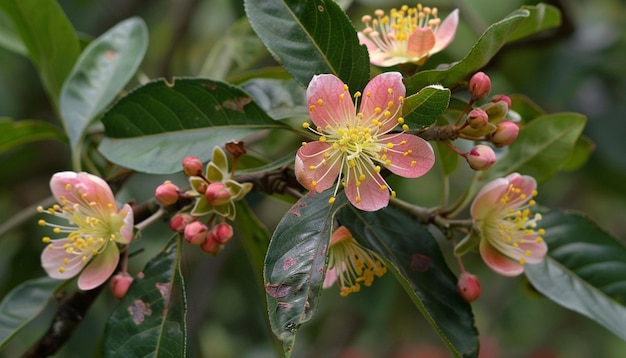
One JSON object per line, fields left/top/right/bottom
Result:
{"left": 210, "top": 222, "right": 234, "bottom": 244}
{"left": 491, "top": 94, "right": 512, "bottom": 109}
{"left": 467, "top": 108, "right": 488, "bottom": 129}
{"left": 466, "top": 145, "right": 496, "bottom": 171}
{"left": 204, "top": 182, "right": 232, "bottom": 206}
{"left": 184, "top": 221, "right": 208, "bottom": 245}
{"left": 155, "top": 181, "right": 180, "bottom": 206}
{"left": 169, "top": 213, "right": 193, "bottom": 233}
{"left": 182, "top": 156, "right": 203, "bottom": 176}
{"left": 200, "top": 235, "right": 223, "bottom": 255}
{"left": 489, "top": 121, "right": 519, "bottom": 147}
{"left": 110, "top": 272, "right": 134, "bottom": 300}
{"left": 457, "top": 272, "right": 481, "bottom": 302}
{"left": 469, "top": 72, "right": 491, "bottom": 101}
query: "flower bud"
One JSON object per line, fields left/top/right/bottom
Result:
{"left": 182, "top": 156, "right": 203, "bottom": 176}
{"left": 210, "top": 222, "right": 234, "bottom": 244}
{"left": 491, "top": 94, "right": 512, "bottom": 109}
{"left": 457, "top": 272, "right": 481, "bottom": 302}
{"left": 469, "top": 72, "right": 491, "bottom": 101}
{"left": 184, "top": 221, "right": 208, "bottom": 245}
{"left": 155, "top": 181, "right": 180, "bottom": 206}
{"left": 489, "top": 121, "right": 519, "bottom": 147}
{"left": 467, "top": 108, "right": 488, "bottom": 129}
{"left": 225, "top": 140, "right": 247, "bottom": 159}
{"left": 201, "top": 235, "right": 223, "bottom": 255}
{"left": 169, "top": 213, "right": 193, "bottom": 233}
{"left": 204, "top": 182, "right": 232, "bottom": 206}
{"left": 110, "top": 272, "right": 134, "bottom": 300}
{"left": 465, "top": 145, "right": 496, "bottom": 171}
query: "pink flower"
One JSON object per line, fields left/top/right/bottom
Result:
{"left": 464, "top": 173, "right": 547, "bottom": 276}
{"left": 358, "top": 5, "right": 459, "bottom": 67}
{"left": 295, "top": 72, "right": 435, "bottom": 211}
{"left": 38, "top": 172, "right": 134, "bottom": 290}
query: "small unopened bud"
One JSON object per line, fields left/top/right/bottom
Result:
{"left": 184, "top": 221, "right": 208, "bottom": 245}
{"left": 469, "top": 72, "right": 491, "bottom": 101}
{"left": 182, "top": 156, "right": 203, "bottom": 176}
{"left": 465, "top": 145, "right": 496, "bottom": 171}
{"left": 210, "top": 222, "right": 234, "bottom": 244}
{"left": 491, "top": 94, "right": 511, "bottom": 109}
{"left": 155, "top": 181, "right": 180, "bottom": 206}
{"left": 204, "top": 182, "right": 232, "bottom": 206}
{"left": 201, "top": 235, "right": 223, "bottom": 255}
{"left": 489, "top": 121, "right": 519, "bottom": 147}
{"left": 110, "top": 272, "right": 134, "bottom": 300}
{"left": 467, "top": 108, "right": 488, "bottom": 129}
{"left": 457, "top": 272, "right": 481, "bottom": 302}
{"left": 169, "top": 213, "right": 193, "bottom": 233}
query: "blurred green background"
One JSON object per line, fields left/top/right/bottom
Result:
{"left": 1, "top": 0, "right": 626, "bottom": 357}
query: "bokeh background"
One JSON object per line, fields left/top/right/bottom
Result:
{"left": 1, "top": 0, "right": 625, "bottom": 357}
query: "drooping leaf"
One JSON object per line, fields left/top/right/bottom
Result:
{"left": 0, "top": 0, "right": 81, "bottom": 106}
{"left": 103, "top": 237, "right": 187, "bottom": 357}
{"left": 235, "top": 201, "right": 271, "bottom": 289}
{"left": 60, "top": 17, "right": 148, "bottom": 152}
{"left": 0, "top": 277, "right": 63, "bottom": 349}
{"left": 507, "top": 4, "right": 561, "bottom": 43}
{"left": 264, "top": 190, "right": 343, "bottom": 357}
{"left": 525, "top": 210, "right": 626, "bottom": 341}
{"left": 405, "top": 4, "right": 561, "bottom": 93}
{"left": 0, "top": 118, "right": 65, "bottom": 154}
{"left": 244, "top": 0, "right": 370, "bottom": 91}
{"left": 0, "top": 10, "right": 26, "bottom": 55}
{"left": 98, "top": 78, "right": 287, "bottom": 174}
{"left": 337, "top": 206, "right": 479, "bottom": 358}
{"left": 561, "top": 135, "right": 594, "bottom": 172}
{"left": 510, "top": 93, "right": 545, "bottom": 123}
{"left": 484, "top": 112, "right": 586, "bottom": 183}
{"left": 402, "top": 86, "right": 450, "bottom": 129}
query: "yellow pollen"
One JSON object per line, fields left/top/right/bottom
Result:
{"left": 397, "top": 118, "right": 404, "bottom": 124}
{"left": 538, "top": 229, "right": 545, "bottom": 235}
{"left": 343, "top": 84, "right": 349, "bottom": 91}
{"left": 65, "top": 184, "right": 72, "bottom": 190}
{"left": 53, "top": 228, "right": 61, "bottom": 234}
{"left": 309, "top": 165, "right": 316, "bottom": 170}
{"left": 38, "top": 220, "right": 46, "bottom": 226}
{"left": 339, "top": 93, "right": 345, "bottom": 100}
{"left": 319, "top": 136, "right": 327, "bottom": 142}
{"left": 387, "top": 101, "right": 394, "bottom": 108}
{"left": 317, "top": 99, "right": 323, "bottom": 105}
{"left": 303, "top": 122, "right": 310, "bottom": 128}
{"left": 308, "top": 105, "right": 315, "bottom": 112}
{"left": 354, "top": 91, "right": 361, "bottom": 98}
{"left": 355, "top": 196, "right": 361, "bottom": 203}
{"left": 37, "top": 206, "right": 44, "bottom": 213}
{"left": 391, "top": 191, "right": 396, "bottom": 198}
{"left": 328, "top": 197, "right": 336, "bottom": 204}
{"left": 519, "top": 258, "right": 526, "bottom": 265}
{"left": 410, "top": 160, "right": 416, "bottom": 167}
{"left": 42, "top": 237, "right": 51, "bottom": 243}
{"left": 402, "top": 124, "right": 409, "bottom": 131}
{"left": 387, "top": 88, "right": 393, "bottom": 94}
{"left": 387, "top": 142, "right": 394, "bottom": 148}
{"left": 312, "top": 180, "right": 318, "bottom": 186}
{"left": 359, "top": 174, "right": 366, "bottom": 181}
{"left": 525, "top": 250, "right": 532, "bottom": 257}
{"left": 59, "top": 267, "right": 65, "bottom": 273}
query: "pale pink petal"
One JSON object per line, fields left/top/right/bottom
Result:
{"left": 295, "top": 142, "right": 341, "bottom": 192}
{"left": 406, "top": 28, "right": 436, "bottom": 59}
{"left": 118, "top": 203, "right": 134, "bottom": 243}
{"left": 41, "top": 239, "right": 87, "bottom": 279}
{"left": 344, "top": 165, "right": 389, "bottom": 211}
{"left": 359, "top": 72, "right": 406, "bottom": 132}
{"left": 77, "top": 244, "right": 120, "bottom": 290}
{"left": 357, "top": 32, "right": 379, "bottom": 53}
{"left": 470, "top": 178, "right": 509, "bottom": 220}
{"left": 430, "top": 9, "right": 459, "bottom": 54}
{"left": 479, "top": 239, "right": 524, "bottom": 276}
{"left": 505, "top": 173, "right": 537, "bottom": 208}
{"left": 323, "top": 267, "right": 338, "bottom": 289}
{"left": 518, "top": 235, "right": 548, "bottom": 264}
{"left": 50, "top": 171, "right": 116, "bottom": 208}
{"left": 377, "top": 133, "right": 434, "bottom": 178}
{"left": 307, "top": 74, "right": 355, "bottom": 129}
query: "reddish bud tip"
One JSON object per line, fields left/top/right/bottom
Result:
{"left": 210, "top": 222, "right": 234, "bottom": 244}
{"left": 469, "top": 72, "right": 491, "bottom": 101}
{"left": 184, "top": 221, "right": 208, "bottom": 245}
{"left": 466, "top": 145, "right": 496, "bottom": 171}
{"left": 155, "top": 181, "right": 180, "bottom": 206}
{"left": 467, "top": 108, "right": 489, "bottom": 129}
{"left": 200, "top": 235, "right": 224, "bottom": 255}
{"left": 110, "top": 272, "right": 134, "bottom": 300}
{"left": 182, "top": 156, "right": 203, "bottom": 176}
{"left": 169, "top": 213, "right": 193, "bottom": 233}
{"left": 491, "top": 94, "right": 512, "bottom": 109}
{"left": 457, "top": 272, "right": 481, "bottom": 302}
{"left": 489, "top": 121, "right": 519, "bottom": 147}
{"left": 204, "top": 182, "right": 232, "bottom": 206}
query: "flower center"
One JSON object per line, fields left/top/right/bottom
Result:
{"left": 327, "top": 236, "right": 387, "bottom": 296}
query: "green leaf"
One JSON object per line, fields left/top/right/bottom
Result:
{"left": 0, "top": 0, "right": 81, "bottom": 106}
{"left": 264, "top": 190, "right": 342, "bottom": 357}
{"left": 525, "top": 210, "right": 626, "bottom": 341}
{"left": 510, "top": 93, "right": 545, "bottom": 122}
{"left": 0, "top": 10, "right": 26, "bottom": 55}
{"left": 244, "top": 0, "right": 370, "bottom": 91}
{"left": 337, "top": 206, "right": 479, "bottom": 358}
{"left": 0, "top": 277, "right": 62, "bottom": 349}
{"left": 561, "top": 135, "right": 594, "bottom": 172}
{"left": 99, "top": 78, "right": 287, "bottom": 174}
{"left": 402, "top": 86, "right": 451, "bottom": 129}
{"left": 60, "top": 17, "right": 148, "bottom": 152}
{"left": 405, "top": 4, "right": 560, "bottom": 93}
{"left": 507, "top": 4, "right": 561, "bottom": 43}
{"left": 435, "top": 140, "right": 458, "bottom": 176}
{"left": 0, "top": 117, "right": 65, "bottom": 154}
{"left": 484, "top": 113, "right": 586, "bottom": 183}
{"left": 104, "top": 237, "right": 187, "bottom": 357}
{"left": 235, "top": 201, "right": 271, "bottom": 289}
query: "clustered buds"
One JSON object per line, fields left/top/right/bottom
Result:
{"left": 457, "top": 272, "right": 481, "bottom": 302}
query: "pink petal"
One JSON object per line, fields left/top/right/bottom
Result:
{"left": 50, "top": 171, "right": 116, "bottom": 209}
{"left": 359, "top": 72, "right": 406, "bottom": 133}
{"left": 118, "top": 203, "right": 134, "bottom": 243}
{"left": 344, "top": 165, "right": 389, "bottom": 211}
{"left": 307, "top": 74, "right": 355, "bottom": 129}
{"left": 470, "top": 178, "right": 509, "bottom": 220}
{"left": 518, "top": 235, "right": 548, "bottom": 264}
{"left": 430, "top": 9, "right": 459, "bottom": 54}
{"left": 406, "top": 28, "right": 436, "bottom": 60}
{"left": 295, "top": 142, "right": 341, "bottom": 192}
{"left": 505, "top": 173, "right": 537, "bottom": 208}
{"left": 479, "top": 239, "right": 524, "bottom": 276}
{"left": 78, "top": 244, "right": 120, "bottom": 290}
{"left": 41, "top": 239, "right": 87, "bottom": 279}
{"left": 377, "top": 133, "right": 434, "bottom": 178}
{"left": 357, "top": 32, "right": 379, "bottom": 53}
{"left": 323, "top": 267, "right": 338, "bottom": 289}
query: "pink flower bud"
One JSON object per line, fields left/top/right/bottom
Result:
{"left": 210, "top": 222, "right": 234, "bottom": 244}
{"left": 110, "top": 272, "right": 134, "bottom": 300}
{"left": 489, "top": 121, "right": 519, "bottom": 147}
{"left": 200, "top": 235, "right": 223, "bottom": 255}
{"left": 469, "top": 72, "right": 491, "bottom": 101}
{"left": 466, "top": 145, "right": 496, "bottom": 171}
{"left": 169, "top": 213, "right": 193, "bottom": 233}
{"left": 467, "top": 108, "right": 488, "bottom": 129}
{"left": 491, "top": 94, "right": 512, "bottom": 109}
{"left": 457, "top": 272, "right": 481, "bottom": 302}
{"left": 184, "top": 221, "right": 208, "bottom": 245}
{"left": 204, "top": 182, "right": 232, "bottom": 206}
{"left": 155, "top": 181, "right": 180, "bottom": 206}
{"left": 182, "top": 156, "right": 203, "bottom": 176}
